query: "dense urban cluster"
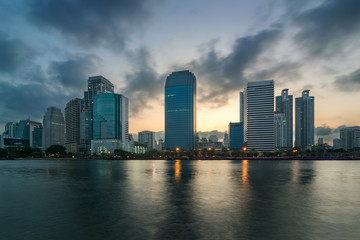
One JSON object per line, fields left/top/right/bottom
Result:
{"left": 1, "top": 71, "right": 359, "bottom": 158}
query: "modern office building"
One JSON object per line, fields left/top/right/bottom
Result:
{"left": 165, "top": 70, "right": 196, "bottom": 150}
{"left": 240, "top": 92, "right": 244, "bottom": 123}
{"left": 333, "top": 138, "right": 341, "bottom": 149}
{"left": 15, "top": 119, "right": 42, "bottom": 148}
{"left": 229, "top": 122, "right": 244, "bottom": 150}
{"left": 340, "top": 126, "right": 360, "bottom": 150}
{"left": 138, "top": 131, "right": 156, "bottom": 151}
{"left": 295, "top": 90, "right": 314, "bottom": 150}
{"left": 42, "top": 107, "right": 65, "bottom": 150}
{"left": 91, "top": 93, "right": 129, "bottom": 154}
{"left": 80, "top": 76, "right": 114, "bottom": 152}
{"left": 3, "top": 122, "right": 18, "bottom": 138}
{"left": 274, "top": 112, "right": 287, "bottom": 150}
{"left": 65, "top": 98, "right": 81, "bottom": 153}
{"left": 243, "top": 80, "right": 275, "bottom": 152}
{"left": 275, "top": 89, "right": 293, "bottom": 149}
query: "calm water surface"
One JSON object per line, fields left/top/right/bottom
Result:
{"left": 0, "top": 160, "right": 360, "bottom": 240}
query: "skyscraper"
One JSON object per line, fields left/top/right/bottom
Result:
{"left": 295, "top": 90, "right": 314, "bottom": 150}
{"left": 240, "top": 91, "right": 244, "bottom": 123}
{"left": 274, "top": 112, "right": 287, "bottom": 150}
{"left": 339, "top": 126, "right": 360, "bottom": 150}
{"left": 138, "top": 131, "right": 156, "bottom": 150}
{"left": 80, "top": 76, "right": 114, "bottom": 152}
{"left": 42, "top": 107, "right": 65, "bottom": 150}
{"left": 91, "top": 93, "right": 129, "bottom": 154}
{"left": 165, "top": 70, "right": 196, "bottom": 150}
{"left": 229, "top": 122, "right": 244, "bottom": 150}
{"left": 65, "top": 98, "right": 81, "bottom": 153}
{"left": 243, "top": 80, "right": 275, "bottom": 152}
{"left": 275, "top": 89, "right": 293, "bottom": 149}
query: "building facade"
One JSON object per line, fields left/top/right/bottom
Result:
{"left": 275, "top": 89, "right": 293, "bottom": 149}
{"left": 65, "top": 98, "right": 81, "bottom": 153}
{"left": 243, "top": 80, "right": 275, "bottom": 152}
{"left": 15, "top": 120, "right": 42, "bottom": 148}
{"left": 91, "top": 93, "right": 129, "bottom": 154}
{"left": 229, "top": 122, "right": 244, "bottom": 150}
{"left": 295, "top": 90, "right": 314, "bottom": 150}
{"left": 274, "top": 112, "right": 287, "bottom": 150}
{"left": 340, "top": 126, "right": 360, "bottom": 150}
{"left": 165, "top": 70, "right": 196, "bottom": 150}
{"left": 80, "top": 76, "right": 114, "bottom": 152}
{"left": 42, "top": 107, "right": 65, "bottom": 150}
{"left": 138, "top": 131, "right": 156, "bottom": 151}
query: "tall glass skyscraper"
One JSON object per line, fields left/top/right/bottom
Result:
{"left": 79, "top": 76, "right": 114, "bottom": 152}
{"left": 276, "top": 89, "right": 293, "bottom": 149}
{"left": 93, "top": 93, "right": 128, "bottom": 141}
{"left": 42, "top": 107, "right": 65, "bottom": 150}
{"left": 244, "top": 80, "right": 275, "bottom": 152}
{"left": 165, "top": 70, "right": 196, "bottom": 150}
{"left": 295, "top": 90, "right": 314, "bottom": 150}
{"left": 65, "top": 98, "right": 81, "bottom": 153}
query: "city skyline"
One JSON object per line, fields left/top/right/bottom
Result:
{"left": 0, "top": 0, "right": 360, "bottom": 143}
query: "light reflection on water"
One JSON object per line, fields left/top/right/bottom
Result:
{"left": 0, "top": 160, "right": 360, "bottom": 240}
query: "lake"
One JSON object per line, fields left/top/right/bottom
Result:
{"left": 0, "top": 160, "right": 359, "bottom": 239}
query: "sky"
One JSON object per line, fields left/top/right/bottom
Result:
{"left": 0, "top": 0, "right": 360, "bottom": 143}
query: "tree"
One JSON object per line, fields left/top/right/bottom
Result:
{"left": 46, "top": 145, "right": 66, "bottom": 156}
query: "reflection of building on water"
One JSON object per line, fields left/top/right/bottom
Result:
{"left": 242, "top": 160, "right": 249, "bottom": 184}
{"left": 175, "top": 160, "right": 181, "bottom": 183}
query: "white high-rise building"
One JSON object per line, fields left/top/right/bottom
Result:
{"left": 243, "top": 80, "right": 275, "bottom": 152}
{"left": 138, "top": 131, "right": 156, "bottom": 150}
{"left": 295, "top": 90, "right": 314, "bottom": 150}
{"left": 340, "top": 126, "right": 360, "bottom": 150}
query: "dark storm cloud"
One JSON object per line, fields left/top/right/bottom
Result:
{"left": 0, "top": 33, "right": 34, "bottom": 74}
{"left": 293, "top": 0, "right": 360, "bottom": 57}
{"left": 248, "top": 61, "right": 302, "bottom": 83}
{"left": 121, "top": 48, "right": 164, "bottom": 115}
{"left": 190, "top": 29, "right": 283, "bottom": 105}
{"left": 334, "top": 68, "right": 360, "bottom": 92}
{"left": 28, "top": 0, "right": 159, "bottom": 50}
{"left": 48, "top": 54, "right": 102, "bottom": 92}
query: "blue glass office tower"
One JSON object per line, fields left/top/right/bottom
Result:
{"left": 229, "top": 122, "right": 244, "bottom": 150}
{"left": 165, "top": 70, "right": 196, "bottom": 150}
{"left": 93, "top": 93, "right": 129, "bottom": 141}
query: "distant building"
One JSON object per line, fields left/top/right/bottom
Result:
{"left": 91, "top": 93, "right": 129, "bottom": 154}
{"left": 295, "top": 90, "right": 314, "bottom": 150}
{"left": 243, "top": 80, "right": 275, "bottom": 152}
{"left": 274, "top": 112, "right": 287, "bottom": 150}
{"left": 209, "top": 135, "right": 218, "bottom": 143}
{"left": 318, "top": 138, "right": 324, "bottom": 146}
{"left": 340, "top": 126, "right": 360, "bottom": 150}
{"left": 229, "top": 122, "right": 244, "bottom": 150}
{"left": 65, "top": 98, "right": 81, "bottom": 153}
{"left": 138, "top": 131, "right": 156, "bottom": 151}
{"left": 43, "top": 107, "right": 65, "bottom": 150}
{"left": 223, "top": 131, "right": 229, "bottom": 148}
{"left": 275, "top": 89, "right": 293, "bottom": 149}
{"left": 333, "top": 138, "right": 341, "bottom": 149}
{"left": 165, "top": 70, "right": 196, "bottom": 150}
{"left": 15, "top": 119, "right": 42, "bottom": 148}
{"left": 3, "top": 122, "right": 18, "bottom": 138}
{"left": 157, "top": 139, "right": 165, "bottom": 151}
{"left": 80, "top": 76, "right": 114, "bottom": 152}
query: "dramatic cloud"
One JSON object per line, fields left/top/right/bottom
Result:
{"left": 0, "top": 33, "right": 34, "bottom": 74}
{"left": 293, "top": 0, "right": 360, "bottom": 57}
{"left": 28, "top": 0, "right": 160, "bottom": 50}
{"left": 334, "top": 68, "right": 360, "bottom": 92}
{"left": 190, "top": 29, "right": 284, "bottom": 106}
{"left": 315, "top": 124, "right": 347, "bottom": 142}
{"left": 121, "top": 48, "right": 164, "bottom": 115}
{"left": 48, "top": 54, "right": 102, "bottom": 93}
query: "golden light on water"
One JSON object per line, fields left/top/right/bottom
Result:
{"left": 175, "top": 160, "right": 181, "bottom": 183}
{"left": 242, "top": 160, "right": 249, "bottom": 184}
